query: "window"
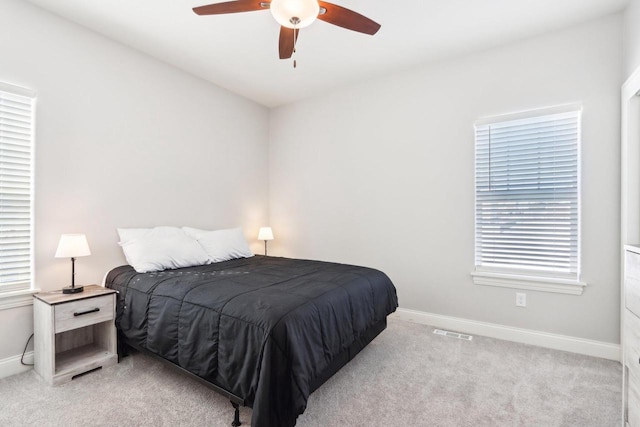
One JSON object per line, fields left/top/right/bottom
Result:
{"left": 472, "top": 105, "right": 585, "bottom": 295}
{"left": 0, "top": 83, "right": 35, "bottom": 295}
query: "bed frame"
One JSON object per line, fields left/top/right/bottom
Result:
{"left": 117, "top": 318, "right": 387, "bottom": 426}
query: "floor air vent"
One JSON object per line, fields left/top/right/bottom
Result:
{"left": 433, "top": 329, "right": 473, "bottom": 341}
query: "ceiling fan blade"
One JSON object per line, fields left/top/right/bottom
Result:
{"left": 193, "top": 0, "right": 267, "bottom": 15}
{"left": 317, "top": 1, "right": 381, "bottom": 35}
{"left": 279, "top": 26, "right": 299, "bottom": 59}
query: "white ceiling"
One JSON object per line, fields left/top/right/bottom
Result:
{"left": 25, "top": 0, "right": 628, "bottom": 107}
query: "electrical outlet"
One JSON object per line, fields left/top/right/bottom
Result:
{"left": 516, "top": 293, "right": 527, "bottom": 307}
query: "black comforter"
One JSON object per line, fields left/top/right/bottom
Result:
{"left": 105, "top": 255, "right": 398, "bottom": 427}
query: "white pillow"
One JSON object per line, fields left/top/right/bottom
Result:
{"left": 117, "top": 226, "right": 210, "bottom": 273}
{"left": 183, "top": 227, "right": 253, "bottom": 263}
{"left": 181, "top": 227, "right": 210, "bottom": 238}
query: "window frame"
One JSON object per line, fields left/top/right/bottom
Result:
{"left": 0, "top": 81, "right": 39, "bottom": 309}
{"left": 471, "top": 104, "right": 586, "bottom": 295}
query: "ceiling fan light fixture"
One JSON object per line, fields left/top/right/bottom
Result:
{"left": 270, "top": 0, "right": 320, "bottom": 29}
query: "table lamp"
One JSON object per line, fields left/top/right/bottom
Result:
{"left": 258, "top": 227, "right": 274, "bottom": 256}
{"left": 55, "top": 234, "right": 91, "bottom": 294}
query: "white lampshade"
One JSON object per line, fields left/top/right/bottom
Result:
{"left": 258, "top": 227, "right": 274, "bottom": 241}
{"left": 270, "top": 0, "right": 320, "bottom": 29}
{"left": 55, "top": 234, "right": 91, "bottom": 258}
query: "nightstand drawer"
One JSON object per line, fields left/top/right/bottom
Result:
{"left": 629, "top": 366, "right": 640, "bottom": 427}
{"left": 626, "top": 310, "right": 640, "bottom": 375}
{"left": 54, "top": 295, "right": 114, "bottom": 333}
{"left": 627, "top": 251, "right": 640, "bottom": 318}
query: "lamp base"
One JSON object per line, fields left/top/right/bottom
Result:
{"left": 62, "top": 285, "right": 84, "bottom": 294}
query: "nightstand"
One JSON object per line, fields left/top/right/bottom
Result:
{"left": 33, "top": 284, "right": 117, "bottom": 385}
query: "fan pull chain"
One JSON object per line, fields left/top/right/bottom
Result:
{"left": 293, "top": 25, "right": 298, "bottom": 69}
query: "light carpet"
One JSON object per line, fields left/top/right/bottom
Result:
{"left": 0, "top": 319, "right": 621, "bottom": 426}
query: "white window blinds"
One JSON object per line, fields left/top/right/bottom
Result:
{"left": 0, "top": 85, "right": 34, "bottom": 292}
{"left": 474, "top": 108, "right": 580, "bottom": 278}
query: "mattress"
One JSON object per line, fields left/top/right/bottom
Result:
{"left": 105, "top": 255, "right": 398, "bottom": 427}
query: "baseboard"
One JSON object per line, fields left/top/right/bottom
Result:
{"left": 391, "top": 308, "right": 620, "bottom": 361}
{"left": 0, "top": 312, "right": 619, "bottom": 379}
{"left": 0, "top": 351, "right": 33, "bottom": 379}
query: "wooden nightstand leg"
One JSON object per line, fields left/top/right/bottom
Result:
{"left": 33, "top": 299, "right": 55, "bottom": 385}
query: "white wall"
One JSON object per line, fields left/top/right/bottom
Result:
{"left": 269, "top": 16, "right": 622, "bottom": 344}
{"left": 624, "top": 0, "right": 640, "bottom": 79}
{"left": 0, "top": 0, "right": 269, "bottom": 361}
{"left": 0, "top": 1, "right": 625, "bottom": 372}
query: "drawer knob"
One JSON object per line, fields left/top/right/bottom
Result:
{"left": 74, "top": 308, "right": 100, "bottom": 317}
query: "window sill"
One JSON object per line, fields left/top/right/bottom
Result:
{"left": 471, "top": 271, "right": 586, "bottom": 295}
{"left": 0, "top": 288, "right": 41, "bottom": 311}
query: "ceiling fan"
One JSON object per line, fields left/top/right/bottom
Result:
{"left": 193, "top": 0, "right": 381, "bottom": 63}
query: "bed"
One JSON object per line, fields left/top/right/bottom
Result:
{"left": 105, "top": 255, "right": 398, "bottom": 427}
